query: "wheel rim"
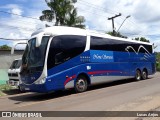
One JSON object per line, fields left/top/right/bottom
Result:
{"left": 136, "top": 70, "right": 141, "bottom": 80}
{"left": 76, "top": 79, "right": 86, "bottom": 92}
{"left": 142, "top": 71, "right": 147, "bottom": 79}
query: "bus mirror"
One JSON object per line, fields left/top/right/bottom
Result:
{"left": 36, "top": 32, "right": 44, "bottom": 47}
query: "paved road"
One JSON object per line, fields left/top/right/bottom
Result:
{"left": 0, "top": 73, "right": 160, "bottom": 119}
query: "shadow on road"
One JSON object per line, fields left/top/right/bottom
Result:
{"left": 8, "top": 77, "right": 153, "bottom": 103}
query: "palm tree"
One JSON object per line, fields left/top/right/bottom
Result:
{"left": 65, "top": 8, "right": 85, "bottom": 28}
{"left": 40, "top": 0, "right": 85, "bottom": 28}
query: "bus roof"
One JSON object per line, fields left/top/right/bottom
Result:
{"left": 31, "top": 26, "right": 152, "bottom": 45}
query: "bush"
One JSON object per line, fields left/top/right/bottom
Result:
{"left": 0, "top": 84, "right": 12, "bottom": 91}
{"left": 156, "top": 62, "right": 160, "bottom": 71}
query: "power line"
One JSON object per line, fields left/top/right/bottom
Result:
{"left": 0, "top": 38, "right": 28, "bottom": 41}
{"left": 0, "top": 5, "right": 134, "bottom": 31}
{"left": 78, "top": 7, "right": 110, "bottom": 18}
{"left": 0, "top": 5, "right": 158, "bottom": 39}
{"left": 0, "top": 10, "right": 40, "bottom": 21}
{"left": 0, "top": 23, "right": 35, "bottom": 31}
{"left": 77, "top": 0, "right": 149, "bottom": 34}
{"left": 78, "top": 0, "right": 118, "bottom": 14}
{"left": 0, "top": 17, "right": 41, "bottom": 25}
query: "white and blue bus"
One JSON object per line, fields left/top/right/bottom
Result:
{"left": 20, "top": 26, "right": 156, "bottom": 93}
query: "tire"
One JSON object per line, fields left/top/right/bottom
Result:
{"left": 142, "top": 70, "right": 148, "bottom": 80}
{"left": 135, "top": 69, "right": 141, "bottom": 81}
{"left": 18, "top": 86, "right": 25, "bottom": 93}
{"left": 75, "top": 76, "right": 88, "bottom": 93}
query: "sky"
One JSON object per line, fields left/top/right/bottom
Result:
{"left": 0, "top": 0, "right": 160, "bottom": 51}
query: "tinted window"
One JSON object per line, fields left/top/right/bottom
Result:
{"left": 90, "top": 36, "right": 152, "bottom": 53}
{"left": 28, "top": 37, "right": 49, "bottom": 67}
{"left": 10, "top": 60, "right": 22, "bottom": 69}
{"left": 47, "top": 35, "right": 86, "bottom": 70}
{"left": 16, "top": 60, "right": 22, "bottom": 68}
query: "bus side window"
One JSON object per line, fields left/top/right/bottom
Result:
{"left": 47, "top": 38, "right": 61, "bottom": 69}
{"left": 55, "top": 52, "right": 64, "bottom": 65}
{"left": 47, "top": 35, "right": 86, "bottom": 70}
{"left": 60, "top": 35, "right": 86, "bottom": 62}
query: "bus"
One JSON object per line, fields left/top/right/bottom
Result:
{"left": 20, "top": 26, "right": 156, "bottom": 93}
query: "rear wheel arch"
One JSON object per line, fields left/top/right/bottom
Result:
{"left": 74, "top": 73, "right": 90, "bottom": 93}
{"left": 143, "top": 68, "right": 148, "bottom": 74}
{"left": 76, "top": 72, "right": 91, "bottom": 85}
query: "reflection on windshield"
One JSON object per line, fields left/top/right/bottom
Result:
{"left": 10, "top": 60, "right": 22, "bottom": 69}
{"left": 21, "top": 36, "right": 49, "bottom": 74}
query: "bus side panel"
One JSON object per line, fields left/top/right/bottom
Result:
{"left": 128, "top": 52, "right": 156, "bottom": 76}
{"left": 46, "top": 51, "right": 133, "bottom": 91}
{"left": 45, "top": 50, "right": 156, "bottom": 92}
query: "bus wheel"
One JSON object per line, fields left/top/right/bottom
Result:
{"left": 18, "top": 86, "right": 25, "bottom": 93}
{"left": 75, "top": 76, "right": 88, "bottom": 93}
{"left": 142, "top": 69, "right": 148, "bottom": 80}
{"left": 135, "top": 69, "right": 141, "bottom": 81}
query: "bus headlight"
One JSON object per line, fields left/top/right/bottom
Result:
{"left": 35, "top": 77, "right": 46, "bottom": 84}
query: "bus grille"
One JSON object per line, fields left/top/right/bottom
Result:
{"left": 8, "top": 73, "right": 18, "bottom": 77}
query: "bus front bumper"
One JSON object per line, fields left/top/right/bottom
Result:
{"left": 19, "top": 83, "right": 52, "bottom": 93}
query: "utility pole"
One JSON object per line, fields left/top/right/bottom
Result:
{"left": 108, "top": 13, "right": 121, "bottom": 36}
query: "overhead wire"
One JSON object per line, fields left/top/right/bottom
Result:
{"left": 0, "top": 38, "right": 28, "bottom": 41}
{"left": 0, "top": 10, "right": 40, "bottom": 21}
{"left": 77, "top": 0, "right": 151, "bottom": 36}
{"left": 0, "top": 3, "right": 159, "bottom": 38}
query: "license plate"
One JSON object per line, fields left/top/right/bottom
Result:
{"left": 9, "top": 81, "right": 15, "bottom": 86}
{"left": 9, "top": 81, "right": 19, "bottom": 86}
{"left": 11, "top": 82, "right": 15, "bottom": 86}
{"left": 25, "top": 88, "right": 30, "bottom": 90}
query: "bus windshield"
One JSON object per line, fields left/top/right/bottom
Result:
{"left": 21, "top": 36, "right": 49, "bottom": 73}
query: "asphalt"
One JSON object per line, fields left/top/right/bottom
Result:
{"left": 0, "top": 72, "right": 160, "bottom": 120}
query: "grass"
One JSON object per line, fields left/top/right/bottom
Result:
{"left": 157, "top": 62, "right": 160, "bottom": 71}
{"left": 0, "top": 84, "right": 12, "bottom": 96}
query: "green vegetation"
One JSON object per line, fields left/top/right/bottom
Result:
{"left": 0, "top": 44, "right": 11, "bottom": 50}
{"left": 106, "top": 32, "right": 151, "bottom": 44}
{"left": 156, "top": 52, "right": 160, "bottom": 71}
{"left": 40, "top": 0, "right": 85, "bottom": 28}
{"left": 157, "top": 62, "right": 160, "bottom": 71}
{"left": 107, "top": 31, "right": 127, "bottom": 38}
{"left": 0, "top": 84, "right": 12, "bottom": 96}
{"left": 134, "top": 37, "right": 150, "bottom": 43}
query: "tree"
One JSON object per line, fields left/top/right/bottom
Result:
{"left": 40, "top": 0, "right": 85, "bottom": 28}
{"left": 156, "top": 52, "right": 160, "bottom": 62}
{"left": 134, "top": 37, "right": 150, "bottom": 43}
{"left": 65, "top": 8, "right": 85, "bottom": 28}
{"left": 155, "top": 52, "right": 160, "bottom": 71}
{"left": 0, "top": 45, "right": 11, "bottom": 50}
{"left": 107, "top": 31, "right": 127, "bottom": 38}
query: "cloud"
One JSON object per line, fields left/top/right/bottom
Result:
{"left": 75, "top": 0, "right": 160, "bottom": 51}
{"left": 0, "top": 2, "right": 49, "bottom": 49}
{"left": 133, "top": 0, "right": 160, "bottom": 23}
{"left": 0, "top": 0, "right": 160, "bottom": 51}
{"left": 11, "top": 7, "right": 23, "bottom": 15}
